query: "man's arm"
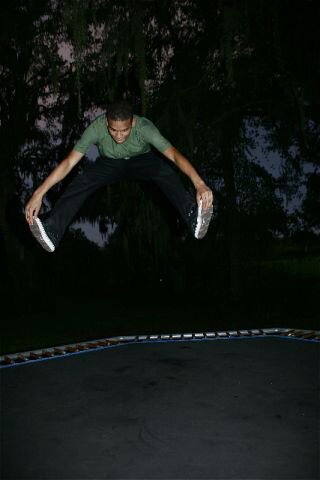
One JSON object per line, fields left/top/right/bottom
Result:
{"left": 162, "top": 146, "right": 213, "bottom": 211}
{"left": 25, "top": 149, "right": 84, "bottom": 225}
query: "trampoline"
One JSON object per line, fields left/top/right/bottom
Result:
{"left": 1, "top": 328, "right": 319, "bottom": 479}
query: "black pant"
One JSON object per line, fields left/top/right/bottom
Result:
{"left": 45, "top": 152, "right": 196, "bottom": 244}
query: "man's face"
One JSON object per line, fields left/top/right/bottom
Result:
{"left": 107, "top": 117, "right": 133, "bottom": 144}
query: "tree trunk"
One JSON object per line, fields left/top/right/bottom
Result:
{"left": 220, "top": 127, "right": 242, "bottom": 304}
{"left": 0, "top": 175, "right": 28, "bottom": 299}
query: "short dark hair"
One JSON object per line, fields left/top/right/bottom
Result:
{"left": 107, "top": 100, "right": 133, "bottom": 121}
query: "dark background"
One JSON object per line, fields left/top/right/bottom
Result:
{"left": 1, "top": 0, "right": 319, "bottom": 354}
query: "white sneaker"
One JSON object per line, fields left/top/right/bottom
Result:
{"left": 194, "top": 200, "right": 213, "bottom": 239}
{"left": 29, "top": 217, "right": 56, "bottom": 252}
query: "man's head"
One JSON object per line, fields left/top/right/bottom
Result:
{"left": 106, "top": 100, "right": 133, "bottom": 144}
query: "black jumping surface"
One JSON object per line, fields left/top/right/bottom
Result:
{"left": 1, "top": 337, "right": 319, "bottom": 479}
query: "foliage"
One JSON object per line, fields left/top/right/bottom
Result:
{"left": 1, "top": 0, "right": 319, "bottom": 313}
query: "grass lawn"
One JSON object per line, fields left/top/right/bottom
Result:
{"left": 1, "top": 257, "right": 319, "bottom": 354}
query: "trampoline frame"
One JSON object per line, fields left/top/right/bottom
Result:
{"left": 1, "top": 327, "right": 319, "bottom": 369}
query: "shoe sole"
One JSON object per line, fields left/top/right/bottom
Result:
{"left": 29, "top": 217, "right": 55, "bottom": 252}
{"left": 195, "top": 200, "right": 213, "bottom": 239}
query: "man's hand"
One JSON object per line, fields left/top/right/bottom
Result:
{"left": 24, "top": 150, "right": 84, "bottom": 226}
{"left": 25, "top": 192, "right": 43, "bottom": 225}
{"left": 196, "top": 183, "right": 213, "bottom": 211}
{"left": 162, "top": 147, "right": 213, "bottom": 211}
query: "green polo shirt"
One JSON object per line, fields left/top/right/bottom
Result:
{"left": 73, "top": 114, "right": 172, "bottom": 159}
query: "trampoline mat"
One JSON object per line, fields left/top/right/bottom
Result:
{"left": 1, "top": 337, "right": 319, "bottom": 479}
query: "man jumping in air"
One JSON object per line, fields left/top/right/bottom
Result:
{"left": 25, "top": 101, "right": 214, "bottom": 252}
